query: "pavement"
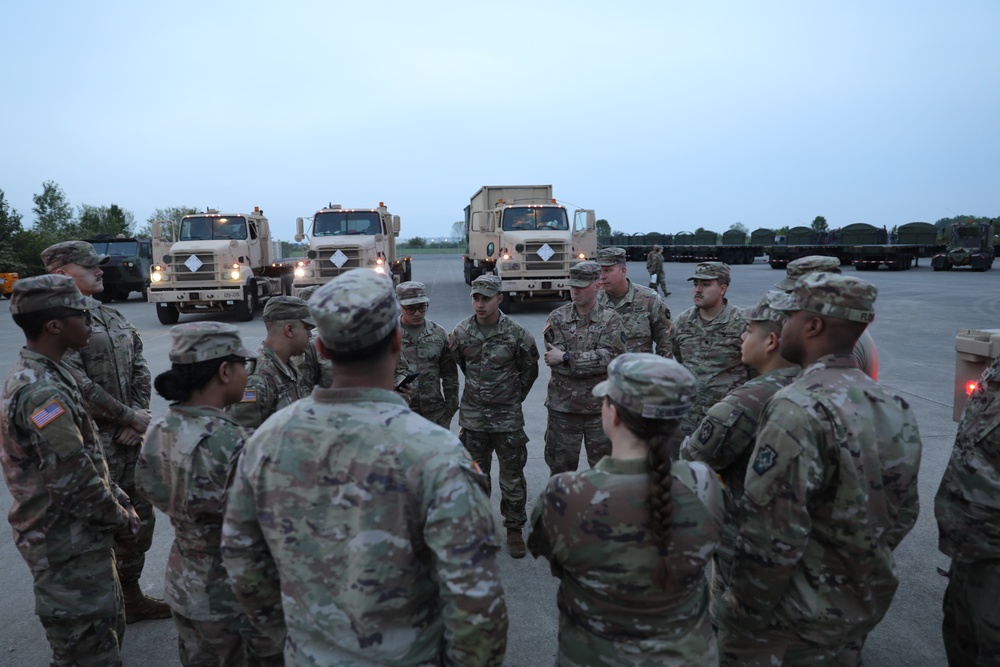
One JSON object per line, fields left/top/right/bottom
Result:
{"left": 0, "top": 253, "right": 993, "bottom": 666}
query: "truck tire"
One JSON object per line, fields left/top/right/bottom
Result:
{"left": 95, "top": 291, "right": 115, "bottom": 303}
{"left": 236, "top": 280, "right": 257, "bottom": 322}
{"left": 498, "top": 293, "right": 516, "bottom": 314}
{"left": 156, "top": 303, "right": 180, "bottom": 325}
{"left": 403, "top": 260, "right": 413, "bottom": 283}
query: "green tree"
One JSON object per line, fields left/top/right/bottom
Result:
{"left": 408, "top": 236, "right": 427, "bottom": 249}
{"left": 811, "top": 216, "right": 828, "bottom": 232}
{"left": 138, "top": 206, "right": 199, "bottom": 239}
{"left": 450, "top": 220, "right": 465, "bottom": 241}
{"left": 596, "top": 218, "right": 611, "bottom": 237}
{"left": 32, "top": 181, "right": 75, "bottom": 237}
{"left": 0, "top": 190, "right": 28, "bottom": 274}
{"left": 76, "top": 203, "right": 135, "bottom": 238}
{"left": 728, "top": 222, "right": 748, "bottom": 234}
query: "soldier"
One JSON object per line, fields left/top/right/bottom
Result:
{"left": 935, "top": 354, "right": 1000, "bottom": 666}
{"left": 295, "top": 285, "right": 333, "bottom": 392}
{"left": 393, "top": 281, "right": 459, "bottom": 429}
{"left": 645, "top": 243, "right": 669, "bottom": 297}
{"left": 449, "top": 274, "right": 540, "bottom": 558}
{"left": 529, "top": 353, "right": 723, "bottom": 665}
{"left": 230, "top": 295, "right": 314, "bottom": 429}
{"left": 671, "top": 261, "right": 750, "bottom": 442}
{"left": 41, "top": 240, "right": 167, "bottom": 621}
{"left": 716, "top": 273, "right": 922, "bottom": 665}
{"left": 596, "top": 246, "right": 673, "bottom": 356}
{"left": 775, "top": 255, "right": 880, "bottom": 379}
{"left": 137, "top": 322, "right": 283, "bottom": 666}
{"left": 1, "top": 275, "right": 140, "bottom": 666}
{"left": 680, "top": 290, "right": 800, "bottom": 619}
{"left": 221, "top": 269, "right": 508, "bottom": 666}
{"left": 543, "top": 260, "right": 626, "bottom": 475}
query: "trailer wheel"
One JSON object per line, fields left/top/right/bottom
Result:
{"left": 235, "top": 280, "right": 257, "bottom": 322}
{"left": 156, "top": 303, "right": 180, "bottom": 325}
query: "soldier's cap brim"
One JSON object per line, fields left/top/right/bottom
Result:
{"left": 398, "top": 296, "right": 430, "bottom": 306}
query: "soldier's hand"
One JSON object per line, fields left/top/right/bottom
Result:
{"left": 130, "top": 410, "right": 152, "bottom": 433}
{"left": 544, "top": 343, "right": 565, "bottom": 367}
{"left": 396, "top": 384, "right": 412, "bottom": 399}
{"left": 115, "top": 425, "right": 143, "bottom": 446}
{"left": 117, "top": 504, "right": 141, "bottom": 543}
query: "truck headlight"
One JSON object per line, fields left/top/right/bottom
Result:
{"left": 151, "top": 266, "right": 166, "bottom": 282}
{"left": 229, "top": 270, "right": 241, "bottom": 280}
{"left": 294, "top": 267, "right": 306, "bottom": 278}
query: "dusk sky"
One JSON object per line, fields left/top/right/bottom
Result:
{"left": 3, "top": 1, "right": 997, "bottom": 242}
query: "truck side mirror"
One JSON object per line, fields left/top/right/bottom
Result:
{"left": 296, "top": 217, "right": 304, "bottom": 236}
{"left": 393, "top": 215, "right": 401, "bottom": 237}
{"left": 151, "top": 221, "right": 161, "bottom": 240}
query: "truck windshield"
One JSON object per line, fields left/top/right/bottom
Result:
{"left": 954, "top": 227, "right": 983, "bottom": 248}
{"left": 180, "top": 216, "right": 248, "bottom": 241}
{"left": 101, "top": 241, "right": 139, "bottom": 255}
{"left": 313, "top": 211, "right": 382, "bottom": 236}
{"left": 502, "top": 207, "right": 569, "bottom": 231}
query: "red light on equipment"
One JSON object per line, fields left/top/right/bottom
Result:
{"left": 966, "top": 381, "right": 978, "bottom": 396}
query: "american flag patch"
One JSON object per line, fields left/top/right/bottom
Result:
{"left": 241, "top": 390, "right": 257, "bottom": 403}
{"left": 30, "top": 400, "right": 65, "bottom": 429}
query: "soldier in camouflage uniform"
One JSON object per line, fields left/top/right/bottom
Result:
{"left": 671, "top": 262, "right": 750, "bottom": 443}
{"left": 529, "top": 353, "right": 723, "bottom": 666}
{"left": 775, "top": 255, "right": 880, "bottom": 380}
{"left": 393, "top": 281, "right": 459, "bottom": 429}
{"left": 596, "top": 246, "right": 674, "bottom": 356}
{"left": 680, "top": 290, "right": 800, "bottom": 621}
{"left": 935, "top": 354, "right": 1000, "bottom": 666}
{"left": 645, "top": 243, "right": 669, "bottom": 297}
{"left": 543, "top": 261, "right": 627, "bottom": 475}
{"left": 42, "top": 240, "right": 167, "bottom": 622}
{"left": 221, "top": 269, "right": 508, "bottom": 666}
{"left": 295, "top": 285, "right": 333, "bottom": 391}
{"left": 137, "top": 322, "right": 284, "bottom": 666}
{"left": 449, "top": 274, "right": 540, "bottom": 558}
{"left": 1, "top": 275, "right": 140, "bottom": 666}
{"left": 230, "top": 296, "right": 314, "bottom": 429}
{"left": 716, "top": 273, "right": 923, "bottom": 666}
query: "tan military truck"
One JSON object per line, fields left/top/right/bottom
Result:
{"left": 463, "top": 185, "right": 596, "bottom": 312}
{"left": 292, "top": 203, "right": 410, "bottom": 293}
{"left": 148, "top": 207, "right": 292, "bottom": 324}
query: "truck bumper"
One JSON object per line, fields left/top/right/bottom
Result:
{"left": 499, "top": 276, "right": 572, "bottom": 300}
{"left": 148, "top": 288, "right": 243, "bottom": 305}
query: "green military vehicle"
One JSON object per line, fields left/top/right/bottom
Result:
{"left": 932, "top": 221, "right": 995, "bottom": 272}
{"left": 85, "top": 236, "right": 154, "bottom": 301}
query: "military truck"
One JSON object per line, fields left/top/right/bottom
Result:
{"left": 0, "top": 272, "right": 17, "bottom": 299}
{"left": 148, "top": 207, "right": 292, "bottom": 324}
{"left": 292, "top": 203, "right": 409, "bottom": 292}
{"left": 932, "top": 220, "right": 995, "bottom": 271}
{"left": 84, "top": 236, "right": 153, "bottom": 302}
{"left": 463, "top": 185, "right": 596, "bottom": 311}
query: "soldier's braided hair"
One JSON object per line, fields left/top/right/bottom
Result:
{"left": 154, "top": 355, "right": 244, "bottom": 403}
{"left": 606, "top": 395, "right": 681, "bottom": 591}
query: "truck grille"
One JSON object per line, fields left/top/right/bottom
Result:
{"left": 172, "top": 253, "right": 218, "bottom": 282}
{"left": 523, "top": 241, "right": 569, "bottom": 273}
{"left": 316, "top": 247, "right": 362, "bottom": 278}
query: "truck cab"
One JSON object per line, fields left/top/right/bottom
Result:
{"left": 84, "top": 236, "right": 153, "bottom": 302}
{"left": 932, "top": 221, "right": 995, "bottom": 271}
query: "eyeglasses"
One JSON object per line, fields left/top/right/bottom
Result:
{"left": 57, "top": 310, "right": 93, "bottom": 323}
{"left": 402, "top": 304, "right": 428, "bottom": 313}
{"left": 232, "top": 357, "right": 257, "bottom": 375}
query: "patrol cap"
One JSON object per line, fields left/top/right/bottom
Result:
{"left": 567, "top": 260, "right": 601, "bottom": 287}
{"left": 307, "top": 269, "right": 399, "bottom": 352}
{"left": 168, "top": 322, "right": 253, "bottom": 364}
{"left": 471, "top": 274, "right": 501, "bottom": 297}
{"left": 775, "top": 255, "right": 842, "bottom": 291}
{"left": 296, "top": 285, "right": 320, "bottom": 300}
{"left": 396, "top": 281, "right": 430, "bottom": 306}
{"left": 263, "top": 296, "right": 315, "bottom": 326}
{"left": 9, "top": 274, "right": 100, "bottom": 315}
{"left": 770, "top": 272, "right": 877, "bottom": 323}
{"left": 742, "top": 290, "right": 789, "bottom": 326}
{"left": 592, "top": 353, "right": 696, "bottom": 420}
{"left": 41, "top": 241, "right": 110, "bottom": 272}
{"left": 596, "top": 247, "right": 627, "bottom": 266}
{"left": 652, "top": 244, "right": 662, "bottom": 251}
{"left": 688, "top": 261, "right": 731, "bottom": 284}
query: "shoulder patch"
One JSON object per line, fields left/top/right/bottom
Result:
{"left": 751, "top": 445, "right": 778, "bottom": 475}
{"left": 30, "top": 400, "right": 66, "bottom": 429}
{"left": 697, "top": 420, "right": 715, "bottom": 444}
{"left": 240, "top": 390, "right": 257, "bottom": 403}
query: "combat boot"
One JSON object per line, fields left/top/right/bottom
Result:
{"left": 122, "top": 580, "right": 171, "bottom": 622}
{"left": 507, "top": 529, "right": 526, "bottom": 559}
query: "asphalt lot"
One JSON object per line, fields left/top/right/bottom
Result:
{"left": 0, "top": 253, "right": 996, "bottom": 666}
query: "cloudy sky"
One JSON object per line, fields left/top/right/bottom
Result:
{"left": 2, "top": 1, "right": 997, "bottom": 242}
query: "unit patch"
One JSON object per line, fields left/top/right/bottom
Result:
{"left": 697, "top": 420, "right": 715, "bottom": 444}
{"left": 241, "top": 390, "right": 257, "bottom": 403}
{"left": 30, "top": 400, "right": 65, "bottom": 429}
{"left": 752, "top": 445, "right": 779, "bottom": 475}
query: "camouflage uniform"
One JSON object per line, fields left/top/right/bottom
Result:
{"left": 296, "top": 285, "right": 333, "bottom": 391}
{"left": 221, "top": 269, "right": 508, "bottom": 666}
{"left": 230, "top": 343, "right": 304, "bottom": 429}
{"left": 544, "top": 265, "right": 626, "bottom": 474}
{"left": 935, "top": 354, "right": 1000, "bottom": 666}
{"left": 529, "top": 353, "right": 723, "bottom": 666}
{"left": 596, "top": 248, "right": 673, "bottom": 357}
{"left": 449, "top": 275, "right": 540, "bottom": 531}
{"left": 137, "top": 322, "right": 283, "bottom": 666}
{"left": 1, "top": 275, "right": 130, "bottom": 666}
{"left": 717, "top": 274, "right": 922, "bottom": 665}
{"left": 645, "top": 245, "right": 668, "bottom": 296}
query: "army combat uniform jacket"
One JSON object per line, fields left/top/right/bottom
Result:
{"left": 221, "top": 387, "right": 508, "bottom": 667}
{"left": 670, "top": 301, "right": 750, "bottom": 433}
{"left": 544, "top": 303, "right": 626, "bottom": 414}
{"left": 597, "top": 280, "right": 673, "bottom": 357}
{"left": 449, "top": 312, "right": 539, "bottom": 432}
{"left": 394, "top": 318, "right": 459, "bottom": 428}
{"left": 230, "top": 343, "right": 304, "bottom": 430}
{"left": 720, "top": 355, "right": 922, "bottom": 646}
{"left": 529, "top": 456, "right": 724, "bottom": 666}
{"left": 1, "top": 349, "right": 131, "bottom": 571}
{"left": 297, "top": 331, "right": 333, "bottom": 392}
